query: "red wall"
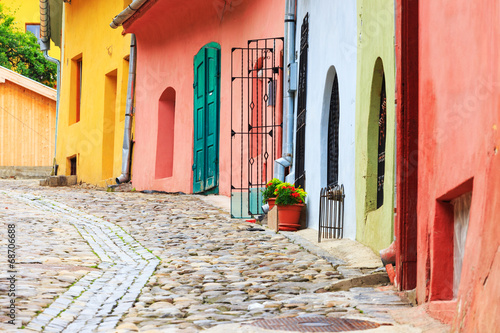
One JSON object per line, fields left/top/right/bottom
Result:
{"left": 418, "top": 1, "right": 500, "bottom": 330}
{"left": 124, "top": 0, "right": 285, "bottom": 195}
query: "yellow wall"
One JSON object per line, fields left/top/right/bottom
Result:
{"left": 1, "top": 0, "right": 60, "bottom": 60}
{"left": 56, "top": 0, "right": 131, "bottom": 186}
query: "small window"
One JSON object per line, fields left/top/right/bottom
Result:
{"left": 70, "top": 54, "right": 83, "bottom": 124}
{"left": 26, "top": 24, "right": 40, "bottom": 39}
{"left": 69, "top": 156, "right": 77, "bottom": 176}
{"left": 76, "top": 59, "right": 82, "bottom": 122}
{"left": 451, "top": 192, "right": 472, "bottom": 297}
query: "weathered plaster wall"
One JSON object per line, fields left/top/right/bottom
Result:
{"left": 417, "top": 1, "right": 500, "bottom": 330}
{"left": 56, "top": 0, "right": 131, "bottom": 185}
{"left": 355, "top": 0, "right": 396, "bottom": 252}
{"left": 125, "top": 0, "right": 285, "bottom": 195}
{"left": 293, "top": 0, "right": 357, "bottom": 239}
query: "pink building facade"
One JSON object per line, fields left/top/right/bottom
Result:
{"left": 122, "top": 0, "right": 285, "bottom": 209}
{"left": 397, "top": 0, "right": 500, "bottom": 330}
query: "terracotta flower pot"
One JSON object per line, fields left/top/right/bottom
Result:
{"left": 277, "top": 203, "right": 304, "bottom": 231}
{"left": 267, "top": 198, "right": 276, "bottom": 210}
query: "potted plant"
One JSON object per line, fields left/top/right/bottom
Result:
{"left": 262, "top": 178, "right": 282, "bottom": 209}
{"left": 274, "top": 182, "right": 307, "bottom": 231}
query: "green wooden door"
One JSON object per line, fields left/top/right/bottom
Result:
{"left": 193, "top": 44, "right": 220, "bottom": 193}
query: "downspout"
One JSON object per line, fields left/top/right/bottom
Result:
{"left": 39, "top": 0, "right": 61, "bottom": 175}
{"left": 110, "top": 2, "right": 145, "bottom": 184}
{"left": 274, "top": 0, "right": 297, "bottom": 181}
{"left": 116, "top": 34, "right": 137, "bottom": 184}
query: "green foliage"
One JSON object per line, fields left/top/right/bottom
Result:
{"left": 274, "top": 182, "right": 307, "bottom": 206}
{"left": 0, "top": 4, "right": 57, "bottom": 87}
{"left": 261, "top": 178, "right": 283, "bottom": 203}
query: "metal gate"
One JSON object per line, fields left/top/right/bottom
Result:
{"left": 231, "top": 37, "right": 284, "bottom": 218}
{"left": 318, "top": 184, "right": 345, "bottom": 242}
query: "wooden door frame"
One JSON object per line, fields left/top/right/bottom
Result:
{"left": 395, "top": 0, "right": 419, "bottom": 290}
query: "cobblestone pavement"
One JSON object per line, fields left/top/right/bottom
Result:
{"left": 0, "top": 180, "right": 449, "bottom": 333}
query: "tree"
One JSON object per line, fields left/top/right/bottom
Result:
{"left": 0, "top": 4, "right": 57, "bottom": 87}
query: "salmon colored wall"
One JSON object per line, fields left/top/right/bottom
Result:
{"left": 1, "top": 0, "right": 60, "bottom": 60}
{"left": 56, "top": 0, "right": 131, "bottom": 186}
{"left": 418, "top": 1, "right": 500, "bottom": 330}
{"left": 124, "top": 0, "right": 285, "bottom": 195}
{"left": 0, "top": 80, "right": 56, "bottom": 166}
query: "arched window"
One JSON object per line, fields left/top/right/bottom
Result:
{"left": 327, "top": 74, "right": 340, "bottom": 186}
{"left": 155, "top": 87, "right": 176, "bottom": 179}
{"left": 366, "top": 58, "right": 386, "bottom": 211}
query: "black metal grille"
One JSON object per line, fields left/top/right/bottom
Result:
{"left": 318, "top": 184, "right": 345, "bottom": 241}
{"left": 377, "top": 75, "right": 386, "bottom": 208}
{"left": 327, "top": 74, "right": 340, "bottom": 186}
{"left": 231, "top": 37, "right": 284, "bottom": 218}
{"left": 294, "top": 13, "right": 309, "bottom": 190}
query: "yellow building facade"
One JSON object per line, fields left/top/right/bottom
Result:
{"left": 56, "top": 0, "right": 131, "bottom": 186}
{"left": 1, "top": 0, "right": 60, "bottom": 59}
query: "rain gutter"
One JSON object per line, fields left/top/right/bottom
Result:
{"left": 116, "top": 34, "right": 137, "bottom": 184}
{"left": 39, "top": 0, "right": 62, "bottom": 175}
{"left": 110, "top": 0, "right": 149, "bottom": 29}
{"left": 274, "top": 0, "right": 297, "bottom": 181}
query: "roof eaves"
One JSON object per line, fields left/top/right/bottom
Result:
{"left": 0, "top": 66, "right": 57, "bottom": 101}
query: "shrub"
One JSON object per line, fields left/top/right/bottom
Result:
{"left": 274, "top": 182, "right": 307, "bottom": 206}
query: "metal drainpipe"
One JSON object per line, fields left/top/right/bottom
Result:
{"left": 116, "top": 34, "right": 137, "bottom": 184}
{"left": 39, "top": 0, "right": 61, "bottom": 175}
{"left": 110, "top": 0, "right": 148, "bottom": 29}
{"left": 274, "top": 0, "right": 297, "bottom": 181}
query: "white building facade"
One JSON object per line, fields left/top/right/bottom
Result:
{"left": 289, "top": 0, "right": 357, "bottom": 239}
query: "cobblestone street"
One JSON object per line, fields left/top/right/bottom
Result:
{"left": 0, "top": 180, "right": 449, "bottom": 333}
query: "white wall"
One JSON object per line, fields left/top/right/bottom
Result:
{"left": 291, "top": 0, "right": 357, "bottom": 239}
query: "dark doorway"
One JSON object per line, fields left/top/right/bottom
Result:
{"left": 69, "top": 156, "right": 77, "bottom": 176}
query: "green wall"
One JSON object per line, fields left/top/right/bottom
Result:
{"left": 355, "top": 0, "right": 396, "bottom": 253}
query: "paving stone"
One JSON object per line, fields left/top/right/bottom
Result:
{"left": 0, "top": 180, "right": 421, "bottom": 332}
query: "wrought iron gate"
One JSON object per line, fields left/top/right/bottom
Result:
{"left": 231, "top": 37, "right": 284, "bottom": 218}
{"left": 295, "top": 13, "right": 309, "bottom": 190}
{"left": 318, "top": 184, "right": 345, "bottom": 241}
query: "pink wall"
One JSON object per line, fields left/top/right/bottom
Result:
{"left": 124, "top": 0, "right": 285, "bottom": 195}
{"left": 418, "top": 1, "right": 500, "bottom": 330}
